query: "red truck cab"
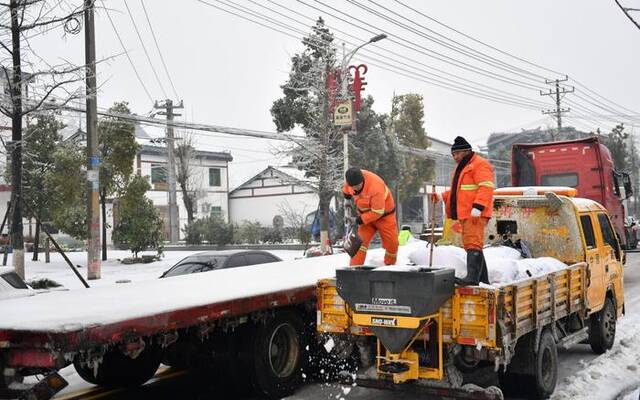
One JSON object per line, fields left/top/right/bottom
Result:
{"left": 512, "top": 137, "right": 634, "bottom": 248}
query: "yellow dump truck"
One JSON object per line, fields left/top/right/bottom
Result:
{"left": 317, "top": 188, "right": 624, "bottom": 399}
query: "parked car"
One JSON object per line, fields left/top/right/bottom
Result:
{"left": 0, "top": 267, "right": 35, "bottom": 301}
{"left": 160, "top": 250, "right": 283, "bottom": 278}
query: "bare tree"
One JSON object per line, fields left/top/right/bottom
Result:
{"left": 174, "top": 131, "right": 201, "bottom": 224}
{"left": 277, "top": 200, "right": 310, "bottom": 245}
{"left": 0, "top": 0, "right": 86, "bottom": 277}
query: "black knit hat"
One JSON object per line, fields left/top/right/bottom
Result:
{"left": 345, "top": 167, "right": 364, "bottom": 186}
{"left": 451, "top": 136, "right": 472, "bottom": 153}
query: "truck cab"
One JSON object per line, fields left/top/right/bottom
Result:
{"left": 512, "top": 137, "right": 633, "bottom": 248}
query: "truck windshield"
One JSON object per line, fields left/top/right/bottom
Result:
{"left": 541, "top": 173, "right": 578, "bottom": 187}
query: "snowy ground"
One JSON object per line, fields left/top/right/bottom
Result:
{"left": 14, "top": 249, "right": 306, "bottom": 290}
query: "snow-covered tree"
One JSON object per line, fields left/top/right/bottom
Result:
{"left": 98, "top": 102, "right": 140, "bottom": 260}
{"left": 271, "top": 18, "right": 342, "bottom": 252}
{"left": 390, "top": 93, "right": 434, "bottom": 201}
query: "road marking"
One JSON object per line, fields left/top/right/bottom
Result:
{"left": 54, "top": 367, "right": 186, "bottom": 400}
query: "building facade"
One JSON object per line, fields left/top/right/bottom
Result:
{"left": 136, "top": 145, "right": 233, "bottom": 239}
{"left": 229, "top": 166, "right": 318, "bottom": 228}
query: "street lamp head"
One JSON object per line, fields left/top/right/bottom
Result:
{"left": 369, "top": 34, "right": 387, "bottom": 43}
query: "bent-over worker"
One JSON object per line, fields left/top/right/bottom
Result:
{"left": 343, "top": 168, "right": 399, "bottom": 266}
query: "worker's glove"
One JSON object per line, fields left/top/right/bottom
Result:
{"left": 471, "top": 207, "right": 482, "bottom": 217}
{"left": 430, "top": 193, "right": 442, "bottom": 202}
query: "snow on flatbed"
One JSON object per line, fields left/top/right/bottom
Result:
{"left": 0, "top": 253, "right": 348, "bottom": 332}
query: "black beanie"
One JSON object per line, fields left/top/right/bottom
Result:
{"left": 451, "top": 136, "right": 472, "bottom": 152}
{"left": 345, "top": 167, "right": 364, "bottom": 186}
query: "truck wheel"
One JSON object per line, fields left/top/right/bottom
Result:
{"left": 528, "top": 329, "right": 558, "bottom": 399}
{"left": 589, "top": 297, "right": 616, "bottom": 354}
{"left": 73, "top": 342, "right": 161, "bottom": 387}
{"left": 251, "top": 311, "right": 308, "bottom": 399}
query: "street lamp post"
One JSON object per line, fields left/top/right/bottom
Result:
{"left": 340, "top": 34, "right": 386, "bottom": 227}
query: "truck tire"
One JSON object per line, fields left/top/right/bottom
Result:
{"left": 500, "top": 329, "right": 557, "bottom": 399}
{"left": 589, "top": 297, "right": 616, "bottom": 354}
{"left": 73, "top": 342, "right": 161, "bottom": 387}
{"left": 528, "top": 329, "right": 558, "bottom": 399}
{"left": 250, "top": 310, "right": 308, "bottom": 399}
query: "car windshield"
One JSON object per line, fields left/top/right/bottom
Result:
{"left": 163, "top": 256, "right": 228, "bottom": 277}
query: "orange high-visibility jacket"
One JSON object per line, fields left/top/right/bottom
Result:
{"left": 343, "top": 170, "right": 395, "bottom": 225}
{"left": 442, "top": 154, "right": 495, "bottom": 220}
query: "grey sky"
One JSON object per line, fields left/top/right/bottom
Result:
{"left": 25, "top": 0, "right": 640, "bottom": 187}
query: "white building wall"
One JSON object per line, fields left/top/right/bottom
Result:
{"left": 229, "top": 192, "right": 318, "bottom": 227}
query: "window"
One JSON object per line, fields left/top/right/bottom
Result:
{"left": 541, "top": 173, "right": 578, "bottom": 188}
{"left": 580, "top": 215, "right": 596, "bottom": 248}
{"left": 597, "top": 213, "right": 621, "bottom": 261}
{"left": 209, "top": 168, "right": 221, "bottom": 187}
{"left": 225, "top": 255, "right": 247, "bottom": 268}
{"left": 211, "top": 206, "right": 222, "bottom": 219}
{"left": 201, "top": 203, "right": 211, "bottom": 214}
{"left": 151, "top": 164, "right": 167, "bottom": 184}
{"left": 245, "top": 254, "right": 276, "bottom": 266}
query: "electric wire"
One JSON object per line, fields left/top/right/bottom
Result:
{"left": 199, "top": 0, "right": 546, "bottom": 111}
{"left": 99, "top": 0, "right": 154, "bottom": 104}
{"left": 122, "top": 0, "right": 168, "bottom": 98}
{"left": 351, "top": 0, "right": 547, "bottom": 83}
{"left": 306, "top": 0, "right": 544, "bottom": 91}
{"left": 140, "top": 0, "right": 180, "bottom": 100}
{"left": 260, "top": 0, "right": 550, "bottom": 108}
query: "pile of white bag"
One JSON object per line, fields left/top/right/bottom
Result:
{"left": 365, "top": 239, "right": 568, "bottom": 286}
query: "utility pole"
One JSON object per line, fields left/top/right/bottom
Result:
{"left": 9, "top": 0, "right": 24, "bottom": 278}
{"left": 154, "top": 99, "right": 183, "bottom": 243}
{"left": 85, "top": 0, "right": 100, "bottom": 279}
{"left": 540, "top": 76, "right": 574, "bottom": 141}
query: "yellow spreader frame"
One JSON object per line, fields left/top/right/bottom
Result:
{"left": 352, "top": 311, "right": 444, "bottom": 384}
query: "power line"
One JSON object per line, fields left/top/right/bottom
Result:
{"left": 391, "top": 0, "right": 566, "bottom": 78}
{"left": 304, "top": 0, "right": 544, "bottom": 91}
{"left": 260, "top": 0, "right": 549, "bottom": 108}
{"left": 350, "top": 0, "right": 548, "bottom": 84}
{"left": 140, "top": 0, "right": 180, "bottom": 99}
{"left": 122, "top": 0, "right": 168, "bottom": 98}
{"left": 571, "top": 78, "right": 639, "bottom": 115}
{"left": 99, "top": 0, "right": 154, "bottom": 104}
{"left": 385, "top": 1, "right": 640, "bottom": 124}
{"left": 200, "top": 0, "right": 546, "bottom": 111}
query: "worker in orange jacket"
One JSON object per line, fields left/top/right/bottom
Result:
{"left": 433, "top": 137, "right": 495, "bottom": 285}
{"left": 343, "top": 168, "right": 399, "bottom": 266}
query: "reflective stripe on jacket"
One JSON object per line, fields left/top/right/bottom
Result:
{"left": 342, "top": 170, "right": 395, "bottom": 225}
{"left": 442, "top": 154, "right": 494, "bottom": 220}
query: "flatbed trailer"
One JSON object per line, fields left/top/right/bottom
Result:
{"left": 317, "top": 189, "right": 625, "bottom": 399}
{"left": 0, "top": 254, "right": 350, "bottom": 400}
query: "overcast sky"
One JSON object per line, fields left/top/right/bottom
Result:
{"left": 24, "top": 0, "right": 640, "bottom": 187}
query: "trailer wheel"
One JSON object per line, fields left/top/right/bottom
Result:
{"left": 73, "top": 342, "right": 161, "bottom": 387}
{"left": 251, "top": 311, "right": 307, "bottom": 399}
{"left": 529, "top": 330, "right": 558, "bottom": 399}
{"left": 589, "top": 297, "right": 616, "bottom": 354}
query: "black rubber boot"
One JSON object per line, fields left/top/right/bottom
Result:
{"left": 456, "top": 250, "right": 489, "bottom": 286}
